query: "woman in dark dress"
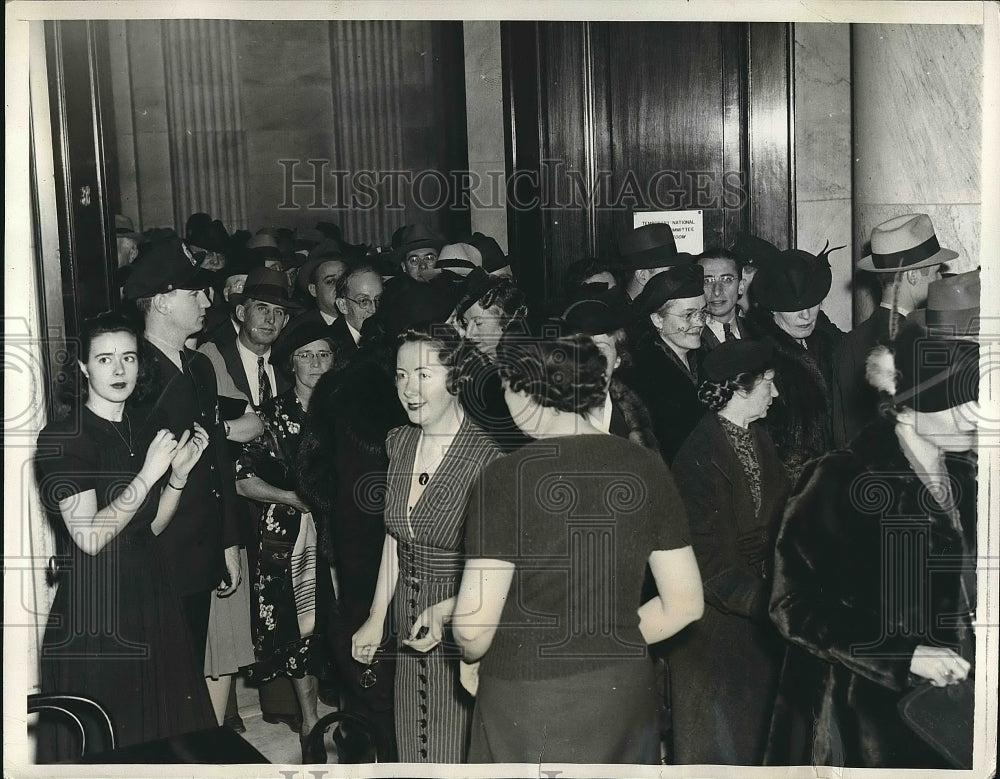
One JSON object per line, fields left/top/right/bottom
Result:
{"left": 34, "top": 312, "right": 215, "bottom": 761}
{"left": 236, "top": 319, "right": 340, "bottom": 762}
{"left": 668, "top": 339, "right": 789, "bottom": 764}
{"left": 767, "top": 325, "right": 978, "bottom": 768}
{"left": 453, "top": 325, "right": 705, "bottom": 764}
{"left": 743, "top": 244, "right": 844, "bottom": 483}
{"left": 352, "top": 323, "right": 503, "bottom": 762}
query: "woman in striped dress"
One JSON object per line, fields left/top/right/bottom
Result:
{"left": 352, "top": 323, "right": 503, "bottom": 762}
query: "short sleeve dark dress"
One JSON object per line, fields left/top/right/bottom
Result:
{"left": 34, "top": 405, "right": 215, "bottom": 761}
{"left": 464, "top": 434, "right": 691, "bottom": 764}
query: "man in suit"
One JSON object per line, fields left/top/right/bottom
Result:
{"left": 626, "top": 262, "right": 708, "bottom": 464}
{"left": 331, "top": 262, "right": 384, "bottom": 352}
{"left": 293, "top": 246, "right": 350, "bottom": 329}
{"left": 697, "top": 248, "right": 747, "bottom": 350}
{"left": 123, "top": 235, "right": 243, "bottom": 670}
{"left": 619, "top": 223, "right": 689, "bottom": 301}
{"left": 832, "top": 213, "right": 954, "bottom": 447}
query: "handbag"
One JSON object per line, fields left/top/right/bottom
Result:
{"left": 897, "top": 677, "right": 974, "bottom": 769}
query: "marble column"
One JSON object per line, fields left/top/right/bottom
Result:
{"left": 852, "top": 24, "right": 982, "bottom": 322}
{"left": 794, "top": 23, "right": 853, "bottom": 331}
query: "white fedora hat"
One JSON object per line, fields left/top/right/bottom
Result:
{"left": 857, "top": 213, "right": 958, "bottom": 272}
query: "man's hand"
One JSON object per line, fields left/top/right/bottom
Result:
{"left": 218, "top": 545, "right": 242, "bottom": 597}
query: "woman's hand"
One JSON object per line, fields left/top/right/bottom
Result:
{"left": 139, "top": 429, "right": 180, "bottom": 483}
{"left": 284, "top": 491, "right": 312, "bottom": 514}
{"left": 910, "top": 645, "right": 971, "bottom": 687}
{"left": 459, "top": 660, "right": 480, "bottom": 697}
{"left": 352, "top": 618, "right": 385, "bottom": 665}
{"left": 402, "top": 598, "right": 453, "bottom": 653}
{"left": 170, "top": 423, "right": 209, "bottom": 480}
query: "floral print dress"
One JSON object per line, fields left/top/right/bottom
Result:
{"left": 237, "top": 390, "right": 323, "bottom": 681}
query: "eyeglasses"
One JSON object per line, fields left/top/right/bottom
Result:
{"left": 292, "top": 350, "right": 334, "bottom": 363}
{"left": 703, "top": 274, "right": 737, "bottom": 287}
{"left": 343, "top": 294, "right": 381, "bottom": 310}
{"left": 405, "top": 254, "right": 436, "bottom": 267}
{"left": 360, "top": 656, "right": 379, "bottom": 689}
{"left": 664, "top": 308, "right": 710, "bottom": 325}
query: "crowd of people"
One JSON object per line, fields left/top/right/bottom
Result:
{"left": 33, "top": 209, "right": 981, "bottom": 768}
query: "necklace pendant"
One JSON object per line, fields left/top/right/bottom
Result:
{"left": 418, "top": 472, "right": 429, "bottom": 486}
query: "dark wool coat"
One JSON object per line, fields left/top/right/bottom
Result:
{"left": 668, "top": 413, "right": 789, "bottom": 765}
{"left": 765, "top": 420, "right": 976, "bottom": 768}
{"left": 294, "top": 349, "right": 405, "bottom": 759}
{"left": 625, "top": 328, "right": 706, "bottom": 465}
{"left": 743, "top": 308, "right": 842, "bottom": 484}
{"left": 608, "top": 376, "right": 659, "bottom": 451}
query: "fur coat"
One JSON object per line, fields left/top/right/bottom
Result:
{"left": 765, "top": 420, "right": 976, "bottom": 768}
{"left": 608, "top": 376, "right": 660, "bottom": 452}
{"left": 744, "top": 308, "right": 842, "bottom": 484}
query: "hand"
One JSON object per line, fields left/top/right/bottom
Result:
{"left": 284, "top": 491, "right": 312, "bottom": 514}
{"left": 170, "top": 423, "right": 209, "bottom": 480}
{"left": 910, "top": 645, "right": 971, "bottom": 687}
{"left": 459, "top": 660, "right": 480, "bottom": 697}
{"left": 352, "top": 617, "right": 385, "bottom": 665}
{"left": 217, "top": 545, "right": 242, "bottom": 598}
{"left": 140, "top": 429, "right": 180, "bottom": 483}
{"left": 402, "top": 599, "right": 451, "bottom": 653}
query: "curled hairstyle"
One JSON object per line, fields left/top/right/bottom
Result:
{"left": 697, "top": 370, "right": 769, "bottom": 413}
{"left": 496, "top": 330, "right": 608, "bottom": 414}
{"left": 398, "top": 322, "right": 477, "bottom": 396}
{"left": 55, "top": 310, "right": 159, "bottom": 418}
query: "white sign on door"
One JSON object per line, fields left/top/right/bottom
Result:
{"left": 633, "top": 210, "right": 704, "bottom": 255}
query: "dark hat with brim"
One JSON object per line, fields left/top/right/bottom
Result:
{"left": 618, "top": 223, "right": 685, "bottom": 270}
{"left": 391, "top": 223, "right": 446, "bottom": 264}
{"left": 632, "top": 264, "right": 705, "bottom": 318}
{"left": 557, "top": 284, "right": 629, "bottom": 336}
{"left": 188, "top": 218, "right": 231, "bottom": 255}
{"left": 752, "top": 246, "right": 839, "bottom": 312}
{"left": 123, "top": 235, "right": 217, "bottom": 299}
{"left": 296, "top": 249, "right": 351, "bottom": 295}
{"left": 926, "top": 269, "right": 980, "bottom": 338}
{"left": 453, "top": 267, "right": 502, "bottom": 318}
{"left": 115, "top": 214, "right": 142, "bottom": 240}
{"left": 858, "top": 213, "right": 958, "bottom": 273}
{"left": 269, "top": 316, "right": 338, "bottom": 370}
{"left": 467, "top": 232, "right": 509, "bottom": 274}
{"left": 702, "top": 338, "right": 774, "bottom": 382}
{"left": 731, "top": 232, "right": 781, "bottom": 269}
{"left": 230, "top": 266, "right": 302, "bottom": 311}
{"left": 366, "top": 277, "right": 455, "bottom": 339}
{"left": 889, "top": 324, "right": 978, "bottom": 412}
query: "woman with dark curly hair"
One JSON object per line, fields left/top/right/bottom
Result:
{"left": 352, "top": 322, "right": 503, "bottom": 762}
{"left": 34, "top": 312, "right": 215, "bottom": 761}
{"left": 667, "top": 339, "right": 789, "bottom": 765}
{"left": 452, "top": 324, "right": 704, "bottom": 764}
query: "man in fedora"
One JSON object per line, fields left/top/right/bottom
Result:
{"left": 293, "top": 242, "right": 351, "bottom": 330}
{"left": 624, "top": 262, "right": 709, "bottom": 464}
{"left": 697, "top": 248, "right": 748, "bottom": 350}
{"left": 392, "top": 223, "right": 446, "bottom": 282}
{"left": 832, "top": 213, "right": 955, "bottom": 447}
{"left": 123, "top": 235, "right": 243, "bottom": 676}
{"left": 919, "top": 269, "right": 981, "bottom": 339}
{"left": 619, "top": 223, "right": 688, "bottom": 301}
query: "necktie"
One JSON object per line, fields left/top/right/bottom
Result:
{"left": 257, "top": 356, "right": 272, "bottom": 407}
{"left": 723, "top": 322, "right": 735, "bottom": 342}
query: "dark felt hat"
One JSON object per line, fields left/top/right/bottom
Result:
{"left": 558, "top": 284, "right": 629, "bottom": 336}
{"left": 453, "top": 267, "right": 501, "bottom": 318}
{"left": 296, "top": 246, "right": 351, "bottom": 295}
{"left": 391, "top": 223, "right": 446, "bottom": 264}
{"left": 751, "top": 244, "right": 841, "bottom": 312}
{"left": 269, "top": 316, "right": 338, "bottom": 369}
{"left": 730, "top": 232, "right": 781, "bottom": 268}
{"left": 187, "top": 218, "right": 231, "bottom": 255}
{"left": 632, "top": 264, "right": 705, "bottom": 318}
{"left": 115, "top": 214, "right": 142, "bottom": 240}
{"left": 888, "top": 324, "right": 979, "bottom": 412}
{"left": 367, "top": 277, "right": 455, "bottom": 339}
{"left": 185, "top": 212, "right": 213, "bottom": 242}
{"left": 123, "top": 235, "right": 217, "bottom": 300}
{"left": 229, "top": 267, "right": 301, "bottom": 310}
{"left": 467, "top": 232, "right": 509, "bottom": 273}
{"left": 247, "top": 231, "right": 281, "bottom": 261}
{"left": 702, "top": 338, "right": 774, "bottom": 382}
{"left": 618, "top": 223, "right": 686, "bottom": 270}
{"left": 925, "top": 269, "right": 980, "bottom": 338}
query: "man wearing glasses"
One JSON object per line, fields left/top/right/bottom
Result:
{"left": 626, "top": 262, "right": 709, "bottom": 464}
{"left": 697, "top": 249, "right": 747, "bottom": 350}
{"left": 332, "top": 263, "right": 384, "bottom": 352}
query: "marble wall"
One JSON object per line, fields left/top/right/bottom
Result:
{"left": 852, "top": 24, "right": 982, "bottom": 320}
{"left": 794, "top": 23, "right": 853, "bottom": 331}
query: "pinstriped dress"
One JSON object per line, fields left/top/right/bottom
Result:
{"left": 384, "top": 419, "right": 503, "bottom": 762}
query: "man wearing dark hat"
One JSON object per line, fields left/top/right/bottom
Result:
{"left": 831, "top": 213, "right": 954, "bottom": 447}
{"left": 619, "top": 223, "right": 688, "bottom": 301}
{"left": 918, "top": 268, "right": 980, "bottom": 339}
{"left": 392, "top": 223, "right": 445, "bottom": 282}
{"left": 293, "top": 244, "right": 350, "bottom": 330}
{"left": 697, "top": 248, "right": 748, "bottom": 350}
{"left": 123, "top": 235, "right": 243, "bottom": 678}
{"left": 115, "top": 214, "right": 142, "bottom": 268}
{"left": 625, "top": 262, "right": 709, "bottom": 463}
